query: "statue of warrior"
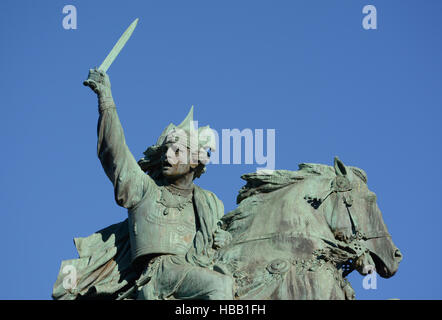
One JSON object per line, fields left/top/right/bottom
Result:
{"left": 81, "top": 68, "right": 234, "bottom": 299}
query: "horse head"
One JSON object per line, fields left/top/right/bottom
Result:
{"left": 319, "top": 157, "right": 403, "bottom": 278}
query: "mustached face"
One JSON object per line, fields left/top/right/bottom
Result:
{"left": 161, "top": 143, "right": 198, "bottom": 179}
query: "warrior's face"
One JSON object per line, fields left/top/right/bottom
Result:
{"left": 161, "top": 141, "right": 198, "bottom": 180}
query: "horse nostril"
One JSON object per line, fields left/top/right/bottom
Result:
{"left": 394, "top": 249, "right": 403, "bottom": 259}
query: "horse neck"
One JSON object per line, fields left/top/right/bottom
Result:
{"left": 241, "top": 179, "right": 335, "bottom": 243}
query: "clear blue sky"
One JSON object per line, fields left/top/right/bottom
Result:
{"left": 1, "top": 0, "right": 441, "bottom": 299}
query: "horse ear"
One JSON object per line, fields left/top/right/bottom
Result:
{"left": 334, "top": 156, "right": 348, "bottom": 176}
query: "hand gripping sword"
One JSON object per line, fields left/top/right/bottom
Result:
{"left": 83, "top": 18, "right": 139, "bottom": 86}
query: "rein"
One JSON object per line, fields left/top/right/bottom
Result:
{"left": 230, "top": 230, "right": 338, "bottom": 247}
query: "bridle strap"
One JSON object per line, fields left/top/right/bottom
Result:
{"left": 321, "top": 185, "right": 392, "bottom": 242}
{"left": 362, "top": 231, "right": 391, "bottom": 240}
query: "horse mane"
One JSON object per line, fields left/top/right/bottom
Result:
{"left": 237, "top": 163, "right": 367, "bottom": 204}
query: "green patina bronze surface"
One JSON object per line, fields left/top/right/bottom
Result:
{"left": 52, "top": 20, "right": 402, "bottom": 300}
{"left": 215, "top": 158, "right": 403, "bottom": 299}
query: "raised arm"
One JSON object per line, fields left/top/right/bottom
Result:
{"left": 84, "top": 68, "right": 153, "bottom": 209}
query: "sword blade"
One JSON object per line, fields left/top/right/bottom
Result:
{"left": 98, "top": 18, "right": 139, "bottom": 72}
